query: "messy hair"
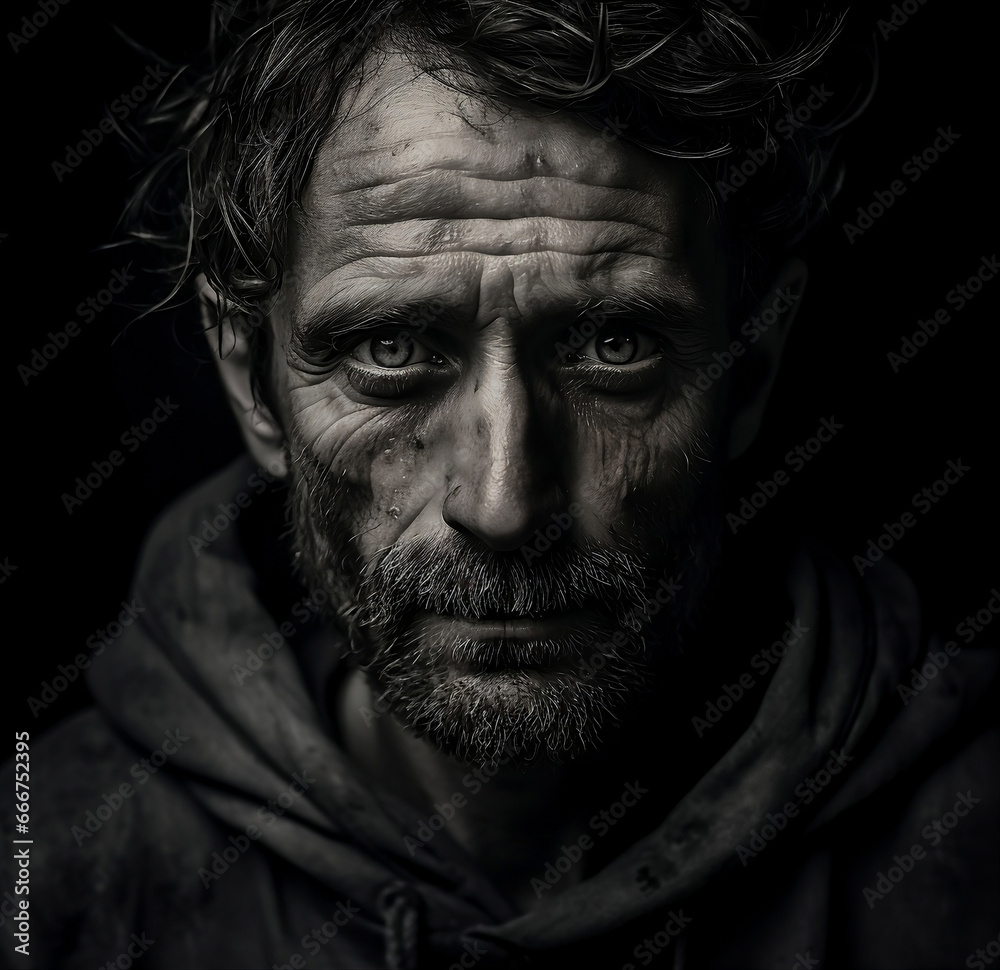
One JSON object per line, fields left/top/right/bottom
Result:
{"left": 131, "top": 0, "right": 872, "bottom": 380}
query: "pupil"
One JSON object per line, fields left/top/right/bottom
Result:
{"left": 372, "top": 334, "right": 413, "bottom": 367}
{"left": 596, "top": 331, "right": 637, "bottom": 364}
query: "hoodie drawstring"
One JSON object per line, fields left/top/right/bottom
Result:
{"left": 380, "top": 882, "right": 422, "bottom": 969}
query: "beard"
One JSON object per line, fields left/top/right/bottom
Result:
{"left": 287, "top": 439, "right": 724, "bottom": 769}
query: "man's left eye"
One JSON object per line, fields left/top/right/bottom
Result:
{"left": 350, "top": 331, "right": 444, "bottom": 368}
{"left": 564, "top": 327, "right": 661, "bottom": 365}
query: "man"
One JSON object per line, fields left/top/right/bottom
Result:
{"left": 4, "top": 2, "right": 997, "bottom": 968}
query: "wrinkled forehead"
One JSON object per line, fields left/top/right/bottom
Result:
{"left": 286, "top": 47, "right": 721, "bottom": 309}
{"left": 303, "top": 47, "right": 697, "bottom": 205}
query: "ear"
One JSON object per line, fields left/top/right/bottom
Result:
{"left": 197, "top": 275, "right": 288, "bottom": 477}
{"left": 727, "top": 257, "right": 808, "bottom": 460}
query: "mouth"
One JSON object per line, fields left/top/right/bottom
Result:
{"left": 409, "top": 607, "right": 603, "bottom": 674}
{"left": 414, "top": 607, "right": 596, "bottom": 640}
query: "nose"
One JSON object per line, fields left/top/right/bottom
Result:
{"left": 442, "top": 364, "right": 564, "bottom": 552}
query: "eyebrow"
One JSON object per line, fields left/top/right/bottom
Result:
{"left": 582, "top": 291, "right": 707, "bottom": 333}
{"left": 291, "top": 284, "right": 709, "bottom": 356}
{"left": 291, "top": 297, "right": 458, "bottom": 358}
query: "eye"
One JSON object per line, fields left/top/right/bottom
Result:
{"left": 594, "top": 331, "right": 640, "bottom": 364}
{"left": 351, "top": 330, "right": 444, "bottom": 368}
{"left": 563, "top": 326, "right": 661, "bottom": 366}
{"left": 371, "top": 334, "right": 414, "bottom": 368}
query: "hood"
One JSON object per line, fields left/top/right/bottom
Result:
{"left": 86, "top": 455, "right": 996, "bottom": 967}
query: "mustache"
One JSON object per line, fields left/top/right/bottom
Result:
{"left": 354, "top": 533, "right": 652, "bottom": 629}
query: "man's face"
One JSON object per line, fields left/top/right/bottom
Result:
{"left": 270, "top": 51, "right": 733, "bottom": 767}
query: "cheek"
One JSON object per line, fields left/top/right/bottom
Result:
{"left": 365, "top": 421, "right": 482, "bottom": 558}
{"left": 367, "top": 427, "right": 443, "bottom": 532}
{"left": 290, "top": 386, "right": 462, "bottom": 557}
{"left": 569, "top": 392, "right": 717, "bottom": 530}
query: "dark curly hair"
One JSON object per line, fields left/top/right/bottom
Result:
{"left": 130, "top": 0, "right": 874, "bottom": 400}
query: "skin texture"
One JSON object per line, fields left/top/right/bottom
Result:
{"left": 276, "top": 50, "right": 732, "bottom": 538}
{"left": 278, "top": 51, "right": 731, "bottom": 726}
{"left": 205, "top": 47, "right": 805, "bottom": 913}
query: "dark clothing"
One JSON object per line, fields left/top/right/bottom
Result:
{"left": 3, "top": 457, "right": 997, "bottom": 969}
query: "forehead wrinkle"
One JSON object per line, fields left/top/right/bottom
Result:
{"left": 288, "top": 51, "right": 721, "bottom": 335}
{"left": 291, "top": 184, "right": 689, "bottom": 297}
{"left": 294, "top": 174, "right": 688, "bottom": 273}
{"left": 309, "top": 148, "right": 676, "bottom": 196}
{"left": 306, "top": 146, "right": 684, "bottom": 230}
{"left": 294, "top": 251, "right": 705, "bottom": 334}
{"left": 305, "top": 58, "right": 687, "bottom": 213}
{"left": 327, "top": 233, "right": 679, "bottom": 264}
{"left": 330, "top": 177, "right": 683, "bottom": 240}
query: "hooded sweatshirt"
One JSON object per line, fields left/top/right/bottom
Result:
{"left": 2, "top": 456, "right": 997, "bottom": 970}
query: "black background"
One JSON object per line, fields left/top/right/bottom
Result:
{"left": 3, "top": 0, "right": 997, "bottom": 737}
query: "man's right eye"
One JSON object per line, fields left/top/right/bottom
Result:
{"left": 349, "top": 330, "right": 445, "bottom": 369}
